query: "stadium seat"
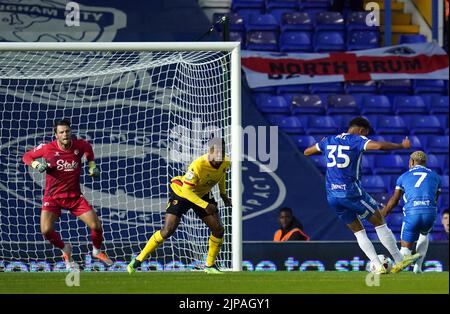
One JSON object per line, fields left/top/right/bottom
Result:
{"left": 228, "top": 31, "right": 246, "bottom": 48}
{"left": 393, "top": 96, "right": 427, "bottom": 115}
{"left": 298, "top": 0, "right": 330, "bottom": 17}
{"left": 360, "top": 95, "right": 392, "bottom": 115}
{"left": 390, "top": 135, "right": 424, "bottom": 155}
{"left": 246, "top": 31, "right": 279, "bottom": 51}
{"left": 213, "top": 12, "right": 246, "bottom": 32}
{"left": 440, "top": 175, "right": 449, "bottom": 193}
{"left": 255, "top": 95, "right": 291, "bottom": 114}
{"left": 378, "top": 79, "right": 412, "bottom": 95}
{"left": 438, "top": 192, "right": 449, "bottom": 209}
{"left": 413, "top": 79, "right": 446, "bottom": 95}
{"left": 345, "top": 80, "right": 377, "bottom": 94}
{"left": 309, "top": 82, "right": 345, "bottom": 94}
{"left": 290, "top": 135, "right": 317, "bottom": 151}
{"left": 326, "top": 94, "right": 359, "bottom": 115}
{"left": 280, "top": 31, "right": 313, "bottom": 52}
{"left": 280, "top": 12, "right": 313, "bottom": 32}
{"left": 370, "top": 191, "right": 391, "bottom": 206}
{"left": 361, "top": 175, "right": 387, "bottom": 193}
{"left": 398, "top": 34, "right": 427, "bottom": 44}
{"left": 347, "top": 31, "right": 379, "bottom": 50}
{"left": 386, "top": 212, "right": 404, "bottom": 228}
{"left": 373, "top": 155, "right": 406, "bottom": 174}
{"left": 361, "top": 155, "right": 374, "bottom": 175}
{"left": 374, "top": 115, "right": 408, "bottom": 134}
{"left": 332, "top": 114, "right": 354, "bottom": 133}
{"left": 231, "top": 0, "right": 265, "bottom": 20}
{"left": 426, "top": 154, "right": 445, "bottom": 174}
{"left": 314, "top": 31, "right": 346, "bottom": 51}
{"left": 267, "top": 0, "right": 299, "bottom": 23}
{"left": 288, "top": 94, "right": 326, "bottom": 114}
{"left": 246, "top": 14, "right": 280, "bottom": 32}
{"left": 305, "top": 115, "right": 339, "bottom": 134}
{"left": 364, "top": 135, "right": 392, "bottom": 155}
{"left": 310, "top": 155, "right": 327, "bottom": 173}
{"left": 347, "top": 11, "right": 379, "bottom": 31}
{"left": 407, "top": 115, "right": 444, "bottom": 134}
{"left": 267, "top": 115, "right": 305, "bottom": 134}
{"left": 277, "top": 84, "right": 310, "bottom": 95}
{"left": 427, "top": 136, "right": 449, "bottom": 154}
{"left": 428, "top": 96, "right": 449, "bottom": 114}
{"left": 315, "top": 11, "right": 345, "bottom": 31}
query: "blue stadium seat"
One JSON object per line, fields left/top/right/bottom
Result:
{"left": 398, "top": 34, "right": 427, "bottom": 44}
{"left": 309, "top": 82, "right": 344, "bottom": 94}
{"left": 315, "top": 11, "right": 345, "bottom": 31}
{"left": 280, "top": 12, "right": 313, "bottom": 32}
{"left": 427, "top": 96, "right": 449, "bottom": 114}
{"left": 347, "top": 11, "right": 380, "bottom": 31}
{"left": 299, "top": 0, "right": 330, "bottom": 17}
{"left": 326, "top": 94, "right": 359, "bottom": 115}
{"left": 373, "top": 155, "right": 406, "bottom": 174}
{"left": 378, "top": 79, "right": 412, "bottom": 95}
{"left": 427, "top": 136, "right": 449, "bottom": 154}
{"left": 370, "top": 191, "right": 391, "bottom": 206}
{"left": 347, "top": 31, "right": 379, "bottom": 50}
{"left": 288, "top": 94, "right": 326, "bottom": 114}
{"left": 290, "top": 135, "right": 317, "bottom": 151}
{"left": 267, "top": 0, "right": 299, "bottom": 23}
{"left": 277, "top": 84, "right": 310, "bottom": 95}
{"left": 332, "top": 114, "right": 354, "bottom": 133}
{"left": 246, "top": 31, "right": 279, "bottom": 51}
{"left": 435, "top": 114, "right": 449, "bottom": 131}
{"left": 314, "top": 31, "right": 346, "bottom": 51}
{"left": 361, "top": 155, "right": 374, "bottom": 175}
{"left": 305, "top": 115, "right": 339, "bottom": 134}
{"left": 213, "top": 12, "right": 246, "bottom": 32}
{"left": 440, "top": 175, "right": 449, "bottom": 193}
{"left": 310, "top": 155, "right": 327, "bottom": 174}
{"left": 406, "top": 115, "right": 444, "bottom": 134}
{"left": 379, "top": 174, "right": 399, "bottom": 192}
{"left": 255, "top": 95, "right": 291, "bottom": 114}
{"left": 360, "top": 95, "right": 392, "bottom": 115}
{"left": 280, "top": 31, "right": 313, "bottom": 52}
{"left": 246, "top": 14, "right": 280, "bottom": 32}
{"left": 345, "top": 80, "right": 377, "bottom": 94}
{"left": 391, "top": 135, "right": 424, "bottom": 155}
{"left": 386, "top": 212, "right": 404, "bottom": 228}
{"left": 364, "top": 135, "right": 393, "bottom": 155}
{"left": 267, "top": 115, "right": 305, "bottom": 134}
{"left": 413, "top": 79, "right": 446, "bottom": 95}
{"left": 374, "top": 115, "right": 408, "bottom": 134}
{"left": 393, "top": 96, "right": 427, "bottom": 115}
{"left": 361, "top": 175, "right": 387, "bottom": 193}
{"left": 426, "top": 154, "right": 445, "bottom": 174}
{"left": 231, "top": 0, "right": 265, "bottom": 20}
{"left": 438, "top": 192, "right": 449, "bottom": 209}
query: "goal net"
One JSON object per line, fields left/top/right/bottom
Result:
{"left": 0, "top": 42, "right": 241, "bottom": 272}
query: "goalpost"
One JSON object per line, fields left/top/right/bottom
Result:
{"left": 0, "top": 42, "right": 242, "bottom": 272}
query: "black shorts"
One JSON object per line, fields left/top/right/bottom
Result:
{"left": 166, "top": 186, "right": 218, "bottom": 219}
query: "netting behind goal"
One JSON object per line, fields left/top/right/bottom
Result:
{"left": 0, "top": 47, "right": 235, "bottom": 271}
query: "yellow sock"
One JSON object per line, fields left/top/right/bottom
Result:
{"left": 206, "top": 234, "right": 223, "bottom": 267}
{"left": 136, "top": 230, "right": 164, "bottom": 262}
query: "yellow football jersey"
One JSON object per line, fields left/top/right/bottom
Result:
{"left": 170, "top": 154, "right": 230, "bottom": 209}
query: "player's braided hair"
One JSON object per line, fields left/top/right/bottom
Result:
{"left": 53, "top": 118, "right": 71, "bottom": 134}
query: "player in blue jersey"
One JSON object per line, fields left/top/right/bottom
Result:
{"left": 381, "top": 151, "right": 441, "bottom": 274}
{"left": 304, "top": 117, "right": 420, "bottom": 274}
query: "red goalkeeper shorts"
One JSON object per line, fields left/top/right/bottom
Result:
{"left": 42, "top": 195, "right": 94, "bottom": 217}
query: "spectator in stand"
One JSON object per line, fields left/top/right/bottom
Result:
{"left": 432, "top": 208, "right": 449, "bottom": 241}
{"left": 273, "top": 207, "right": 310, "bottom": 241}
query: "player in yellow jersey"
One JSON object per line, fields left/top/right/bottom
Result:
{"left": 127, "top": 137, "right": 232, "bottom": 274}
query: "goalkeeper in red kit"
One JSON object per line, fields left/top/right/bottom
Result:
{"left": 22, "top": 119, "right": 113, "bottom": 270}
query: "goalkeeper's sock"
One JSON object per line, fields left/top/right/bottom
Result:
{"left": 415, "top": 233, "right": 429, "bottom": 269}
{"left": 91, "top": 228, "right": 104, "bottom": 251}
{"left": 354, "top": 229, "right": 381, "bottom": 268}
{"left": 44, "top": 230, "right": 65, "bottom": 250}
{"left": 136, "top": 230, "right": 164, "bottom": 262}
{"left": 375, "top": 223, "right": 403, "bottom": 263}
{"left": 206, "top": 234, "right": 224, "bottom": 267}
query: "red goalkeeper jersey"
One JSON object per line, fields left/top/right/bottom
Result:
{"left": 22, "top": 138, "right": 95, "bottom": 199}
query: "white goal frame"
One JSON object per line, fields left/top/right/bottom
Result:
{"left": 0, "top": 42, "right": 242, "bottom": 272}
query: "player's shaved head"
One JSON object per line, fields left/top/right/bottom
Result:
{"left": 348, "top": 117, "right": 371, "bottom": 130}
{"left": 410, "top": 150, "right": 427, "bottom": 166}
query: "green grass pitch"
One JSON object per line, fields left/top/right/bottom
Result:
{"left": 0, "top": 271, "right": 448, "bottom": 294}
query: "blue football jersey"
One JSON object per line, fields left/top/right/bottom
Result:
{"left": 317, "top": 133, "right": 370, "bottom": 198}
{"left": 395, "top": 165, "right": 441, "bottom": 214}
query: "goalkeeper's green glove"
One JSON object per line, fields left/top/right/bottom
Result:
{"left": 31, "top": 160, "right": 48, "bottom": 173}
{"left": 88, "top": 161, "right": 100, "bottom": 177}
